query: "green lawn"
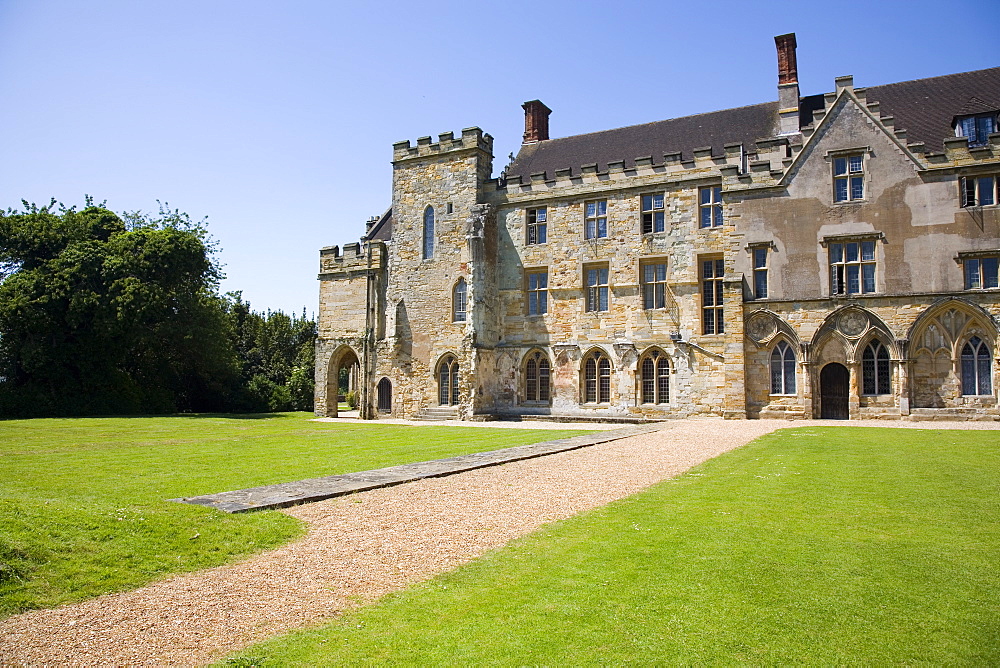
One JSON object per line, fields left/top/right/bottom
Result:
{"left": 226, "top": 426, "right": 1000, "bottom": 665}
{"left": 0, "top": 413, "right": 589, "bottom": 617}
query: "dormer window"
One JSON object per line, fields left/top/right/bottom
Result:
{"left": 956, "top": 113, "right": 997, "bottom": 147}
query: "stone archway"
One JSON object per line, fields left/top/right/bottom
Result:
{"left": 326, "top": 346, "right": 361, "bottom": 418}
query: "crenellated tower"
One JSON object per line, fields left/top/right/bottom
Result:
{"left": 384, "top": 127, "right": 498, "bottom": 418}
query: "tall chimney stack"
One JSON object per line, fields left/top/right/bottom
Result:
{"left": 522, "top": 100, "right": 551, "bottom": 143}
{"left": 774, "top": 33, "right": 801, "bottom": 135}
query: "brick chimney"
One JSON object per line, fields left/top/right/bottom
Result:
{"left": 774, "top": 33, "right": 800, "bottom": 135}
{"left": 522, "top": 100, "right": 551, "bottom": 143}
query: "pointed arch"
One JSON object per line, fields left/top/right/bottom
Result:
{"left": 376, "top": 377, "right": 392, "bottom": 413}
{"left": 770, "top": 339, "right": 797, "bottom": 395}
{"left": 861, "top": 339, "right": 892, "bottom": 395}
{"left": 908, "top": 298, "right": 998, "bottom": 407}
{"left": 961, "top": 336, "right": 993, "bottom": 396}
{"left": 582, "top": 348, "right": 613, "bottom": 404}
{"left": 522, "top": 348, "right": 552, "bottom": 404}
{"left": 811, "top": 305, "right": 898, "bottom": 362}
{"left": 909, "top": 298, "right": 998, "bottom": 357}
{"left": 436, "top": 353, "right": 459, "bottom": 405}
{"left": 637, "top": 347, "right": 670, "bottom": 405}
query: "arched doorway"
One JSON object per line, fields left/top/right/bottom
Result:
{"left": 377, "top": 377, "right": 392, "bottom": 413}
{"left": 820, "top": 363, "right": 850, "bottom": 419}
{"left": 325, "top": 347, "right": 360, "bottom": 418}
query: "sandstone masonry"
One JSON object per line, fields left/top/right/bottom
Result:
{"left": 317, "top": 34, "right": 1000, "bottom": 422}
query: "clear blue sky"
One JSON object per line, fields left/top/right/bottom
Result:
{"left": 1, "top": 0, "right": 996, "bottom": 316}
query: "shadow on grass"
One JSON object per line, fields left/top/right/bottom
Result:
{"left": 173, "top": 412, "right": 295, "bottom": 420}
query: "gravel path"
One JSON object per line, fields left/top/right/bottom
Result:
{"left": 2, "top": 418, "right": 997, "bottom": 666}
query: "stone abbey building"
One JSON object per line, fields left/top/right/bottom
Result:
{"left": 316, "top": 34, "right": 1000, "bottom": 422}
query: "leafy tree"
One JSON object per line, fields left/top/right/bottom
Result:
{"left": 0, "top": 199, "right": 239, "bottom": 416}
{"left": 225, "top": 293, "right": 316, "bottom": 412}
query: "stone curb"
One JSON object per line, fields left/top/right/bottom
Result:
{"left": 168, "top": 423, "right": 664, "bottom": 513}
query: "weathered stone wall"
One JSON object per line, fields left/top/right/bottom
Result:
{"left": 316, "top": 75, "right": 1000, "bottom": 422}
{"left": 731, "top": 82, "right": 1000, "bottom": 420}
{"left": 486, "top": 151, "right": 741, "bottom": 418}
{"left": 376, "top": 129, "right": 495, "bottom": 419}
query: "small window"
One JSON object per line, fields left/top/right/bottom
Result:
{"left": 422, "top": 206, "right": 435, "bottom": 259}
{"left": 641, "top": 261, "right": 668, "bottom": 310}
{"left": 526, "top": 270, "right": 548, "bottom": 315}
{"left": 829, "top": 240, "right": 877, "bottom": 295}
{"left": 964, "top": 256, "right": 1000, "bottom": 290}
{"left": 770, "top": 341, "right": 796, "bottom": 395}
{"left": 699, "top": 187, "right": 723, "bottom": 228}
{"left": 833, "top": 153, "right": 865, "bottom": 202}
{"left": 584, "top": 200, "right": 608, "bottom": 239}
{"left": 957, "top": 113, "right": 998, "bottom": 147}
{"left": 641, "top": 194, "right": 665, "bottom": 234}
{"left": 862, "top": 340, "right": 891, "bottom": 396}
{"left": 453, "top": 278, "right": 467, "bottom": 322}
{"left": 639, "top": 349, "right": 670, "bottom": 404}
{"left": 585, "top": 265, "right": 609, "bottom": 313}
{"left": 752, "top": 246, "right": 768, "bottom": 299}
{"left": 701, "top": 257, "right": 725, "bottom": 335}
{"left": 527, "top": 207, "right": 547, "bottom": 244}
{"left": 446, "top": 202, "right": 454, "bottom": 214}
{"left": 583, "top": 350, "right": 612, "bottom": 403}
{"left": 961, "top": 175, "right": 998, "bottom": 207}
{"left": 961, "top": 336, "right": 993, "bottom": 396}
{"left": 524, "top": 350, "right": 551, "bottom": 403}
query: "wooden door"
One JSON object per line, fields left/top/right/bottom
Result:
{"left": 820, "top": 363, "right": 850, "bottom": 420}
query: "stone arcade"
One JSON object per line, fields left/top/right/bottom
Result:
{"left": 316, "top": 34, "right": 1000, "bottom": 422}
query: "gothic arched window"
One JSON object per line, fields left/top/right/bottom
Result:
{"left": 639, "top": 349, "right": 670, "bottom": 404}
{"left": 862, "top": 340, "right": 891, "bottom": 395}
{"left": 438, "top": 355, "right": 459, "bottom": 405}
{"left": 770, "top": 341, "right": 796, "bottom": 395}
{"left": 583, "top": 350, "right": 612, "bottom": 404}
{"left": 423, "top": 206, "right": 435, "bottom": 259}
{"left": 524, "top": 350, "right": 551, "bottom": 403}
{"left": 961, "top": 336, "right": 993, "bottom": 395}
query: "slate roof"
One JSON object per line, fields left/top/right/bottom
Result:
{"left": 861, "top": 67, "right": 1000, "bottom": 154}
{"left": 364, "top": 207, "right": 392, "bottom": 242}
{"left": 506, "top": 67, "right": 1000, "bottom": 180}
{"left": 368, "top": 67, "right": 1000, "bottom": 242}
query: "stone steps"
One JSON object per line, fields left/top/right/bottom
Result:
{"left": 908, "top": 408, "right": 998, "bottom": 421}
{"left": 416, "top": 407, "right": 460, "bottom": 421}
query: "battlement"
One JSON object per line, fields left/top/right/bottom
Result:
{"left": 319, "top": 240, "right": 386, "bottom": 276}
{"left": 393, "top": 127, "right": 493, "bottom": 162}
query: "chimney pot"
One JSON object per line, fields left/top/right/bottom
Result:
{"left": 774, "top": 33, "right": 798, "bottom": 85}
{"left": 522, "top": 100, "right": 552, "bottom": 143}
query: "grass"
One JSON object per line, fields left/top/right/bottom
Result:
{"left": 0, "top": 412, "right": 590, "bottom": 618}
{"left": 225, "top": 426, "right": 1000, "bottom": 665}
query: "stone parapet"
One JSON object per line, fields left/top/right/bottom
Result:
{"left": 393, "top": 127, "right": 493, "bottom": 163}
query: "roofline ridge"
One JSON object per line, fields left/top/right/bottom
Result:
{"left": 536, "top": 99, "right": 778, "bottom": 144}
{"left": 863, "top": 65, "right": 1000, "bottom": 92}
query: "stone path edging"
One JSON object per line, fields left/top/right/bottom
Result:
{"left": 170, "top": 423, "right": 664, "bottom": 513}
